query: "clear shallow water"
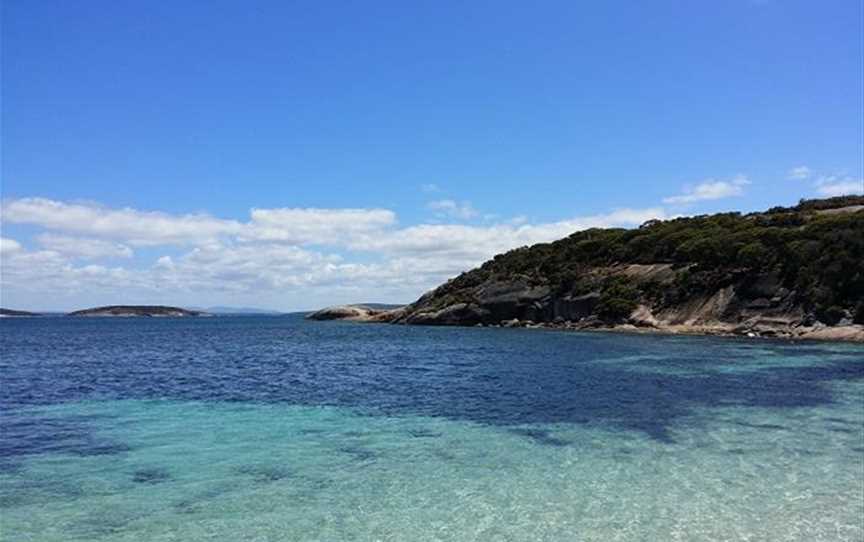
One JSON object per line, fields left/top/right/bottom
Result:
{"left": 1, "top": 315, "right": 862, "bottom": 541}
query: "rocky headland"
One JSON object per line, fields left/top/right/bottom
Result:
{"left": 306, "top": 304, "right": 403, "bottom": 322}
{"left": 67, "top": 305, "right": 208, "bottom": 317}
{"left": 308, "top": 196, "right": 864, "bottom": 342}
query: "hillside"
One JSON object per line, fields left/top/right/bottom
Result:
{"left": 311, "top": 196, "right": 864, "bottom": 341}
{"left": 68, "top": 305, "right": 207, "bottom": 317}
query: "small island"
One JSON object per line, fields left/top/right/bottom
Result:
{"left": 67, "top": 305, "right": 207, "bottom": 317}
{"left": 0, "top": 308, "right": 40, "bottom": 317}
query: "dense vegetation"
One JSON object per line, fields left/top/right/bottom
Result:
{"left": 434, "top": 196, "right": 864, "bottom": 324}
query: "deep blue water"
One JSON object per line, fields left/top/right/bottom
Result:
{"left": 1, "top": 315, "right": 863, "bottom": 541}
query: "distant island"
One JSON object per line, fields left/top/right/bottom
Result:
{"left": 189, "top": 306, "right": 283, "bottom": 315}
{"left": 67, "top": 305, "right": 208, "bottom": 317}
{"left": 309, "top": 196, "right": 864, "bottom": 342}
{"left": 0, "top": 308, "right": 40, "bottom": 317}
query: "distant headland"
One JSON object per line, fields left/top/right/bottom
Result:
{"left": 308, "top": 196, "right": 864, "bottom": 342}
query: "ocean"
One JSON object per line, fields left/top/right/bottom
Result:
{"left": 1, "top": 314, "right": 862, "bottom": 541}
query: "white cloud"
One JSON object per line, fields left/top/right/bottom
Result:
{"left": 0, "top": 243, "right": 140, "bottom": 295}
{"left": 427, "top": 199, "right": 479, "bottom": 220}
{"left": 147, "top": 242, "right": 345, "bottom": 292}
{"left": 353, "top": 207, "right": 668, "bottom": 261}
{"left": 814, "top": 176, "right": 864, "bottom": 197}
{"left": 788, "top": 167, "right": 862, "bottom": 198}
{"left": 245, "top": 207, "right": 396, "bottom": 244}
{"left": 155, "top": 255, "right": 175, "bottom": 269}
{"left": 0, "top": 197, "right": 401, "bottom": 248}
{"left": 787, "top": 166, "right": 812, "bottom": 180}
{"left": 420, "top": 183, "right": 440, "bottom": 193}
{"left": 0, "top": 237, "right": 23, "bottom": 255}
{"left": 37, "top": 234, "right": 133, "bottom": 259}
{"left": 663, "top": 175, "right": 750, "bottom": 204}
{"left": 1, "top": 198, "right": 242, "bottom": 246}
{"left": 0, "top": 196, "right": 670, "bottom": 310}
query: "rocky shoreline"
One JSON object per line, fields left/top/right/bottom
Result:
{"left": 306, "top": 304, "right": 864, "bottom": 343}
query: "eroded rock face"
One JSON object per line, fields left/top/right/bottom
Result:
{"left": 393, "top": 268, "right": 858, "bottom": 341}
{"left": 403, "top": 303, "right": 490, "bottom": 326}
{"left": 473, "top": 281, "right": 550, "bottom": 322}
{"left": 551, "top": 293, "right": 600, "bottom": 321}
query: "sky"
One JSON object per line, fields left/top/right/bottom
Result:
{"left": 1, "top": 0, "right": 862, "bottom": 311}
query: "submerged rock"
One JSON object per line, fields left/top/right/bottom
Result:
{"left": 132, "top": 467, "right": 172, "bottom": 484}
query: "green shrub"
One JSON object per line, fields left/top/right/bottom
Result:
{"left": 817, "top": 305, "right": 846, "bottom": 326}
{"left": 597, "top": 297, "right": 637, "bottom": 321}
{"left": 854, "top": 303, "right": 864, "bottom": 325}
{"left": 596, "top": 277, "right": 640, "bottom": 321}
{"left": 737, "top": 241, "right": 770, "bottom": 269}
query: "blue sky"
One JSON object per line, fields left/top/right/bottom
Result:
{"left": 1, "top": 0, "right": 862, "bottom": 311}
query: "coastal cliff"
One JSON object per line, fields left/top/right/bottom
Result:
{"left": 68, "top": 305, "right": 207, "bottom": 317}
{"left": 309, "top": 196, "right": 864, "bottom": 341}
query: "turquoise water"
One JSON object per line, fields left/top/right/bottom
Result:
{"left": 1, "top": 316, "right": 862, "bottom": 541}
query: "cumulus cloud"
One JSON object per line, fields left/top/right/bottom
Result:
{"left": 1, "top": 198, "right": 242, "bottom": 246}
{"left": 814, "top": 176, "right": 864, "bottom": 197}
{"left": 0, "top": 198, "right": 401, "bottom": 248}
{"left": 143, "top": 242, "right": 345, "bottom": 293}
{"left": 0, "top": 243, "right": 140, "bottom": 294}
{"left": 353, "top": 207, "right": 668, "bottom": 262}
{"left": 663, "top": 175, "right": 750, "bottom": 204}
{"left": 37, "top": 234, "right": 133, "bottom": 259}
{"left": 786, "top": 167, "right": 862, "bottom": 198}
{"left": 0, "top": 237, "right": 23, "bottom": 255}
{"left": 427, "top": 199, "right": 479, "bottom": 220}
{"left": 420, "top": 183, "right": 440, "bottom": 193}
{"left": 787, "top": 166, "right": 812, "bottom": 180}
{"left": 0, "top": 196, "right": 670, "bottom": 309}
{"left": 245, "top": 207, "right": 396, "bottom": 244}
